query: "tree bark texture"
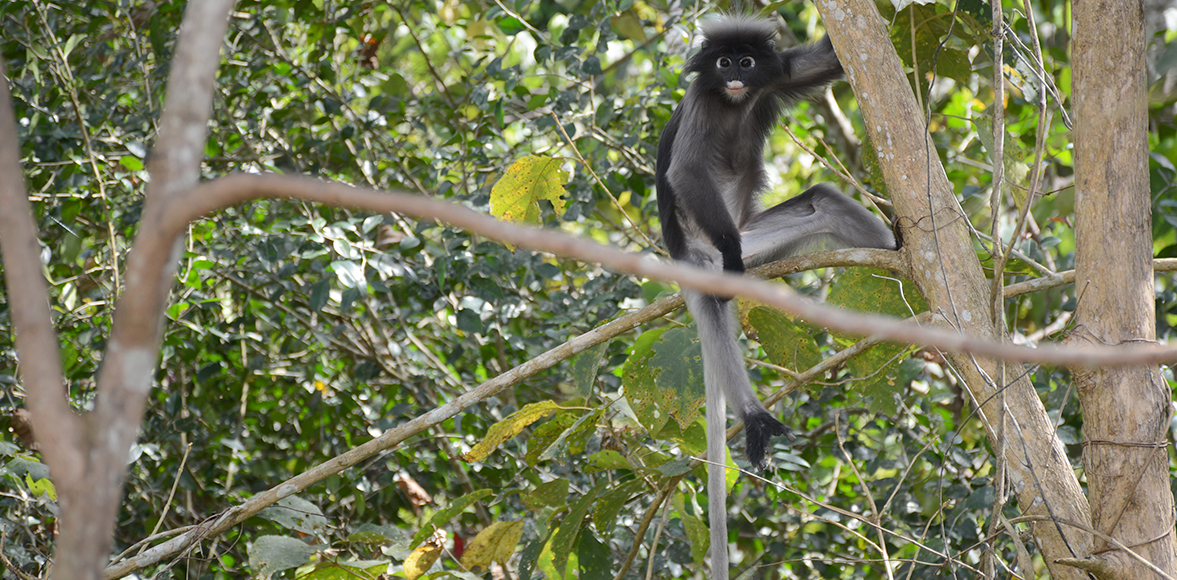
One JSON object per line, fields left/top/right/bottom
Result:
{"left": 1072, "top": 0, "right": 1177, "bottom": 576}
{"left": 817, "top": 0, "right": 1093, "bottom": 577}
{"left": 13, "top": 3, "right": 239, "bottom": 580}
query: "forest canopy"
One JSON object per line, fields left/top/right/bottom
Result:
{"left": 1, "top": 0, "right": 1176, "bottom": 579}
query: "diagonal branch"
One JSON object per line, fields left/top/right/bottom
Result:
{"left": 170, "top": 173, "right": 1177, "bottom": 368}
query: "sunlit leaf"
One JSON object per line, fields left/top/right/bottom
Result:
{"left": 490, "top": 155, "right": 570, "bottom": 225}
{"left": 463, "top": 401, "right": 561, "bottom": 462}
{"left": 403, "top": 542, "right": 441, "bottom": 580}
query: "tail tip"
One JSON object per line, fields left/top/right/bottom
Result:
{"left": 744, "top": 410, "right": 794, "bottom": 470}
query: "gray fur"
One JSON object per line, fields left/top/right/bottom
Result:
{"left": 655, "top": 14, "right": 898, "bottom": 580}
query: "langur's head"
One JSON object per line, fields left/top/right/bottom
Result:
{"left": 686, "top": 15, "right": 784, "bottom": 103}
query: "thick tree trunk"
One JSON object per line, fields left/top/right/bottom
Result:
{"left": 818, "top": 1, "right": 1092, "bottom": 577}
{"left": 1071, "top": 0, "right": 1177, "bottom": 577}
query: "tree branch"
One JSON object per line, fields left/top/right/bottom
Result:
{"left": 171, "top": 173, "right": 1177, "bottom": 368}
{"left": 0, "top": 57, "right": 85, "bottom": 482}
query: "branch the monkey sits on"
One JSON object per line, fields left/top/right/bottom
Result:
{"left": 654, "top": 14, "right": 898, "bottom": 578}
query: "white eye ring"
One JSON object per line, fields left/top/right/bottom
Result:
{"left": 740, "top": 56, "right": 755, "bottom": 68}
{"left": 717, "top": 57, "right": 732, "bottom": 68}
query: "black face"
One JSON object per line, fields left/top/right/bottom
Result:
{"left": 689, "top": 40, "right": 782, "bottom": 103}
{"left": 715, "top": 54, "right": 758, "bottom": 100}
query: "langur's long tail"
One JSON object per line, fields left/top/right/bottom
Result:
{"left": 686, "top": 291, "right": 796, "bottom": 580}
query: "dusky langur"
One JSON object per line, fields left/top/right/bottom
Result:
{"left": 654, "top": 15, "right": 898, "bottom": 579}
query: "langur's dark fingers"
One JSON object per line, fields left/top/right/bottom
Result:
{"left": 892, "top": 219, "right": 905, "bottom": 251}
{"left": 743, "top": 409, "right": 792, "bottom": 470}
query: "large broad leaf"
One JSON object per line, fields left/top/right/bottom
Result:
{"left": 828, "top": 269, "right": 927, "bottom": 414}
{"left": 890, "top": 4, "right": 973, "bottom": 85}
{"left": 490, "top": 155, "right": 569, "bottom": 224}
{"left": 460, "top": 520, "right": 526, "bottom": 574}
{"left": 248, "top": 535, "right": 319, "bottom": 576}
{"left": 592, "top": 479, "right": 646, "bottom": 533}
{"left": 576, "top": 527, "right": 612, "bottom": 580}
{"left": 536, "top": 408, "right": 604, "bottom": 462}
{"left": 748, "top": 306, "right": 822, "bottom": 372}
{"left": 622, "top": 327, "right": 706, "bottom": 435}
{"left": 259, "top": 495, "right": 328, "bottom": 536}
{"left": 524, "top": 411, "right": 579, "bottom": 465}
{"left": 828, "top": 268, "right": 927, "bottom": 320}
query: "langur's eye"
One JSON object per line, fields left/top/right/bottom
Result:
{"left": 717, "top": 57, "right": 732, "bottom": 68}
{"left": 739, "top": 56, "right": 755, "bottom": 68}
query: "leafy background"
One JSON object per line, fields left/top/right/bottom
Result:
{"left": 0, "top": 0, "right": 1175, "bottom": 578}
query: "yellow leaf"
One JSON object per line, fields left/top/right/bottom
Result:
{"left": 490, "top": 155, "right": 569, "bottom": 225}
{"left": 25, "top": 474, "right": 56, "bottom": 501}
{"left": 460, "top": 520, "right": 525, "bottom": 573}
{"left": 403, "top": 543, "right": 442, "bottom": 580}
{"left": 462, "top": 401, "right": 560, "bottom": 462}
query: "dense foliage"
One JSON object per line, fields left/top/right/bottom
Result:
{"left": 0, "top": 0, "right": 1175, "bottom": 579}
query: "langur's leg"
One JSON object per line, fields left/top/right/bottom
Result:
{"left": 740, "top": 183, "right": 897, "bottom": 269}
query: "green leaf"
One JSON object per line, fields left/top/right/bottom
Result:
{"left": 748, "top": 306, "right": 821, "bottom": 371}
{"left": 25, "top": 474, "right": 56, "bottom": 501}
{"left": 854, "top": 355, "right": 923, "bottom": 415}
{"left": 310, "top": 279, "right": 331, "bottom": 311}
{"left": 576, "top": 528, "right": 611, "bottom": 580}
{"left": 891, "top": 4, "right": 973, "bottom": 84}
{"left": 622, "top": 327, "right": 706, "bottom": 435}
{"left": 673, "top": 492, "right": 709, "bottom": 563}
{"left": 344, "top": 526, "right": 399, "bottom": 545}
{"left": 456, "top": 308, "right": 483, "bottom": 334}
{"left": 62, "top": 34, "right": 82, "bottom": 58}
{"left": 610, "top": 12, "right": 646, "bottom": 41}
{"left": 490, "top": 155, "right": 569, "bottom": 224}
{"left": 550, "top": 482, "right": 607, "bottom": 575}
{"left": 525, "top": 411, "right": 578, "bottom": 465}
{"left": 518, "top": 536, "right": 547, "bottom": 580}
{"left": 259, "top": 496, "right": 328, "bottom": 535}
{"left": 300, "top": 560, "right": 389, "bottom": 580}
{"left": 118, "top": 156, "right": 144, "bottom": 171}
{"left": 827, "top": 269, "right": 925, "bottom": 413}
{"left": 248, "top": 535, "right": 319, "bottom": 576}
{"left": 583, "top": 449, "right": 629, "bottom": 473}
{"left": 571, "top": 341, "right": 609, "bottom": 397}
{"left": 827, "top": 268, "right": 927, "bottom": 321}
{"left": 647, "top": 328, "right": 707, "bottom": 428}
{"left": 524, "top": 479, "right": 570, "bottom": 510}
{"left": 411, "top": 489, "right": 494, "bottom": 547}
{"left": 537, "top": 408, "right": 604, "bottom": 461}
{"left": 622, "top": 328, "right": 669, "bottom": 434}
{"left": 592, "top": 479, "right": 645, "bottom": 533}
{"left": 657, "top": 457, "right": 694, "bottom": 477}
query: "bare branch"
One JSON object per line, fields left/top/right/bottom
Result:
{"left": 171, "top": 174, "right": 1177, "bottom": 368}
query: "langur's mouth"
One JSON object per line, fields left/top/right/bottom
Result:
{"left": 725, "top": 84, "right": 747, "bottom": 97}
